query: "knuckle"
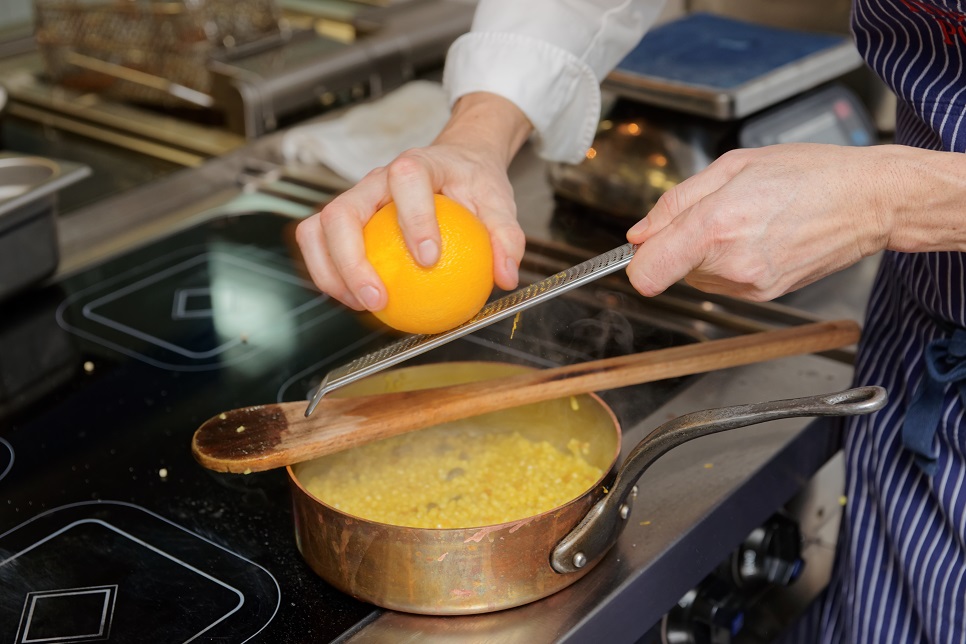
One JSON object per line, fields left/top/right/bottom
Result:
{"left": 494, "top": 190, "right": 518, "bottom": 212}
{"left": 497, "top": 232, "right": 526, "bottom": 262}
{"left": 717, "top": 147, "right": 752, "bottom": 166}
{"left": 361, "top": 166, "right": 386, "bottom": 181}
{"left": 724, "top": 261, "right": 776, "bottom": 298}
{"left": 504, "top": 225, "right": 526, "bottom": 251}
{"left": 316, "top": 201, "right": 348, "bottom": 226}
{"left": 294, "top": 217, "right": 315, "bottom": 243}
{"left": 405, "top": 207, "right": 438, "bottom": 229}
{"left": 386, "top": 154, "right": 425, "bottom": 181}
{"left": 626, "top": 265, "right": 665, "bottom": 297}
{"left": 653, "top": 188, "right": 680, "bottom": 216}
{"left": 335, "top": 254, "right": 369, "bottom": 276}
{"left": 731, "top": 264, "right": 767, "bottom": 287}
{"left": 699, "top": 202, "right": 742, "bottom": 250}
{"left": 655, "top": 181, "right": 699, "bottom": 221}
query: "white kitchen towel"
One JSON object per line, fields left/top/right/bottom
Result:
{"left": 280, "top": 80, "right": 451, "bottom": 183}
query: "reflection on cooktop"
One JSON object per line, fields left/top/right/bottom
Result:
{"left": 0, "top": 501, "right": 279, "bottom": 643}
{"left": 57, "top": 246, "right": 331, "bottom": 371}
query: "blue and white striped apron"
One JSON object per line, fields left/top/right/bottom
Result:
{"left": 797, "top": 1, "right": 966, "bottom": 642}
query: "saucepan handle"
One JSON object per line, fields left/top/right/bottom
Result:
{"left": 550, "top": 385, "right": 888, "bottom": 574}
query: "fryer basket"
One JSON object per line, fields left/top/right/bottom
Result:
{"left": 34, "top": 0, "right": 282, "bottom": 107}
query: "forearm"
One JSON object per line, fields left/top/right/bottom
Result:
{"left": 443, "top": 0, "right": 666, "bottom": 163}
{"left": 468, "top": 0, "right": 666, "bottom": 80}
{"left": 881, "top": 145, "right": 966, "bottom": 253}
{"left": 433, "top": 92, "right": 534, "bottom": 169}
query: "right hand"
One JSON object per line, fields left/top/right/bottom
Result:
{"left": 295, "top": 92, "right": 534, "bottom": 312}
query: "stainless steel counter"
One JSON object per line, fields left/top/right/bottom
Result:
{"left": 44, "top": 123, "right": 879, "bottom": 643}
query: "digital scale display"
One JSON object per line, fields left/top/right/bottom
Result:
{"left": 739, "top": 84, "right": 875, "bottom": 148}
{"left": 776, "top": 111, "right": 845, "bottom": 144}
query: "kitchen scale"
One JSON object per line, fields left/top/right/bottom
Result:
{"left": 549, "top": 13, "right": 877, "bottom": 222}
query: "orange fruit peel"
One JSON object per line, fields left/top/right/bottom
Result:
{"left": 363, "top": 194, "right": 494, "bottom": 335}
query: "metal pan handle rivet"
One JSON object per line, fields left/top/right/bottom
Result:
{"left": 572, "top": 553, "right": 587, "bottom": 569}
{"left": 619, "top": 505, "right": 630, "bottom": 520}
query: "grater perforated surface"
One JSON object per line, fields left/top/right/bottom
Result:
{"left": 304, "top": 243, "right": 639, "bottom": 416}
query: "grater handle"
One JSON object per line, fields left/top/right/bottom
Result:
{"left": 304, "top": 243, "right": 639, "bottom": 416}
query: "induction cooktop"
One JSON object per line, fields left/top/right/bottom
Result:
{"left": 0, "top": 212, "right": 694, "bottom": 642}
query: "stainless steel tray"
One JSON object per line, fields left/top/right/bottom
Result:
{"left": 0, "top": 153, "right": 90, "bottom": 301}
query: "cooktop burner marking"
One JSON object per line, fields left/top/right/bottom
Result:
{"left": 56, "top": 247, "right": 335, "bottom": 371}
{"left": 81, "top": 252, "right": 323, "bottom": 359}
{"left": 0, "top": 501, "right": 280, "bottom": 643}
{"left": 172, "top": 287, "right": 220, "bottom": 320}
{"left": 17, "top": 584, "right": 117, "bottom": 643}
{"left": 0, "top": 437, "right": 12, "bottom": 483}
{"left": 5, "top": 519, "right": 243, "bottom": 642}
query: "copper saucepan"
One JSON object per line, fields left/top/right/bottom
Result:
{"left": 287, "top": 361, "right": 886, "bottom": 615}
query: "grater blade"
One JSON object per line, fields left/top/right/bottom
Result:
{"left": 304, "top": 242, "right": 639, "bottom": 416}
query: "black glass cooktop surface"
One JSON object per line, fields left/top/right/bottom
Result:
{"left": 0, "top": 212, "right": 695, "bottom": 642}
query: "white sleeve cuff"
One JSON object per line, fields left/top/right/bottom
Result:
{"left": 443, "top": 32, "right": 601, "bottom": 165}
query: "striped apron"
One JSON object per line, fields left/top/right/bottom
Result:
{"left": 797, "top": 1, "right": 966, "bottom": 642}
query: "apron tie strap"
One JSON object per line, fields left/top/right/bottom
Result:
{"left": 903, "top": 327, "right": 966, "bottom": 476}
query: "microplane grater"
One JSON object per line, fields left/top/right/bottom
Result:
{"left": 304, "top": 242, "right": 639, "bottom": 416}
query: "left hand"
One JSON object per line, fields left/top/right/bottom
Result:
{"left": 295, "top": 92, "right": 532, "bottom": 312}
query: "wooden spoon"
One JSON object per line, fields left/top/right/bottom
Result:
{"left": 192, "top": 319, "right": 859, "bottom": 473}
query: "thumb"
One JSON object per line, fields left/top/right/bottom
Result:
{"left": 626, "top": 208, "right": 709, "bottom": 297}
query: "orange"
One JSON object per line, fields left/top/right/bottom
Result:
{"left": 363, "top": 194, "right": 494, "bottom": 334}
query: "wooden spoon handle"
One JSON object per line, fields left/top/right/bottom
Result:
{"left": 439, "top": 318, "right": 859, "bottom": 408}
{"left": 192, "top": 319, "right": 860, "bottom": 472}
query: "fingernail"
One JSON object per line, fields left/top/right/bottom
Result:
{"left": 628, "top": 217, "right": 650, "bottom": 236}
{"left": 417, "top": 239, "right": 439, "bottom": 266}
{"left": 360, "top": 285, "right": 381, "bottom": 310}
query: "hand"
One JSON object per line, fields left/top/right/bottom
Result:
{"left": 295, "top": 92, "right": 533, "bottom": 311}
{"left": 624, "top": 143, "right": 896, "bottom": 301}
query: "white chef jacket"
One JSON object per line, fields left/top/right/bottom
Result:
{"left": 442, "top": 0, "right": 666, "bottom": 164}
